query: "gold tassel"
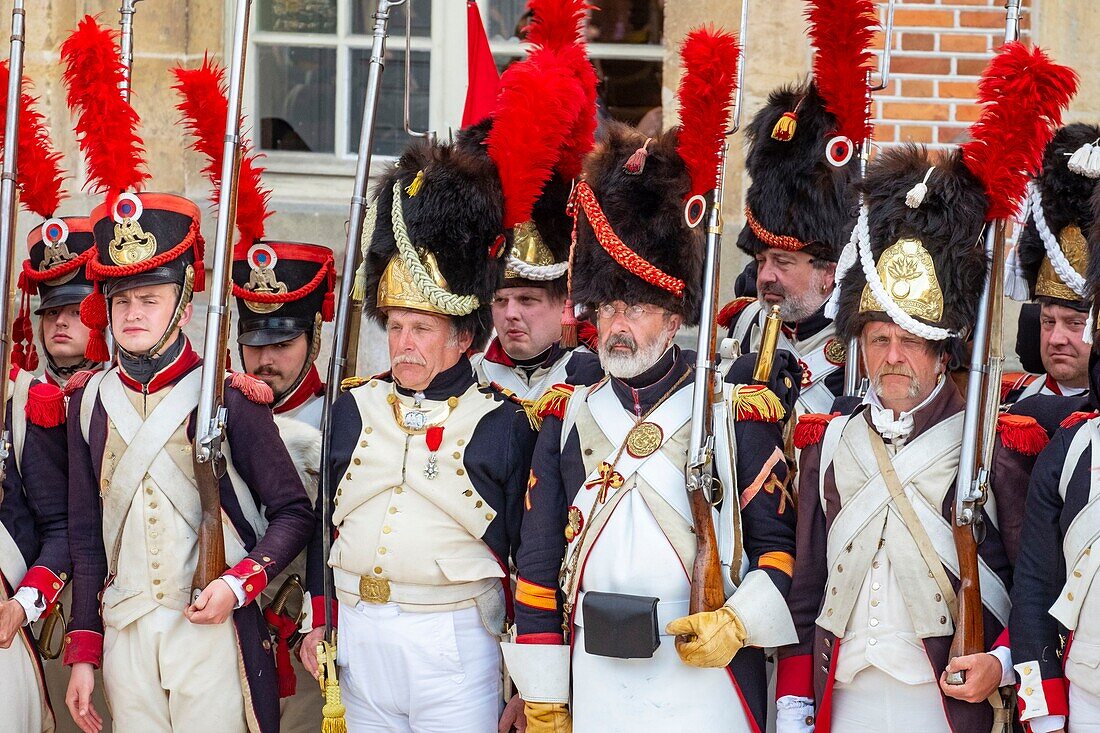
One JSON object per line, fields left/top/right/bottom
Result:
{"left": 527, "top": 384, "right": 575, "bottom": 431}
{"left": 730, "top": 384, "right": 786, "bottom": 423}
{"left": 318, "top": 639, "right": 347, "bottom": 733}
{"left": 405, "top": 169, "right": 425, "bottom": 197}
{"left": 771, "top": 111, "right": 798, "bottom": 141}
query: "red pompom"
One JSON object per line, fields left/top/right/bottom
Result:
{"left": 677, "top": 27, "right": 740, "bottom": 198}
{"left": 26, "top": 383, "right": 66, "bottom": 428}
{"left": 996, "top": 414, "right": 1049, "bottom": 456}
{"left": 79, "top": 286, "right": 111, "bottom": 363}
{"left": 794, "top": 413, "right": 838, "bottom": 449}
{"left": 559, "top": 298, "right": 579, "bottom": 349}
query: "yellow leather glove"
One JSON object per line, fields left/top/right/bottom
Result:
{"left": 524, "top": 701, "right": 572, "bottom": 733}
{"left": 666, "top": 605, "right": 748, "bottom": 668}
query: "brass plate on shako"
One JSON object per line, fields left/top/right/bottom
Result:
{"left": 359, "top": 575, "right": 391, "bottom": 604}
{"left": 626, "top": 421, "right": 663, "bottom": 458}
{"left": 824, "top": 338, "right": 847, "bottom": 366}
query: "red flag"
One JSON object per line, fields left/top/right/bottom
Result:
{"left": 462, "top": 1, "right": 500, "bottom": 127}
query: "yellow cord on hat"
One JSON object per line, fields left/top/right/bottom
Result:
{"left": 389, "top": 180, "right": 480, "bottom": 316}
{"left": 318, "top": 638, "right": 347, "bottom": 733}
{"left": 351, "top": 201, "right": 378, "bottom": 303}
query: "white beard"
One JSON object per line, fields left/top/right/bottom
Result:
{"left": 601, "top": 335, "right": 672, "bottom": 379}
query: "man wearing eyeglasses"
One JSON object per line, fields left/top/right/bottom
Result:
{"left": 504, "top": 123, "right": 801, "bottom": 733}
{"left": 718, "top": 83, "right": 858, "bottom": 417}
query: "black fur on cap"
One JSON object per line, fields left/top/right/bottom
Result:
{"left": 736, "top": 81, "right": 858, "bottom": 263}
{"left": 455, "top": 119, "right": 572, "bottom": 298}
{"left": 834, "top": 145, "right": 989, "bottom": 345}
{"left": 1018, "top": 123, "right": 1100, "bottom": 309}
{"left": 364, "top": 138, "right": 504, "bottom": 351}
{"left": 571, "top": 121, "right": 704, "bottom": 326}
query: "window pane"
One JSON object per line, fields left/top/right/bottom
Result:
{"left": 349, "top": 48, "right": 430, "bottom": 157}
{"left": 485, "top": 0, "right": 663, "bottom": 45}
{"left": 597, "top": 58, "right": 662, "bottom": 129}
{"left": 352, "top": 0, "right": 431, "bottom": 36}
{"left": 256, "top": 0, "right": 337, "bottom": 34}
{"left": 256, "top": 45, "right": 337, "bottom": 153}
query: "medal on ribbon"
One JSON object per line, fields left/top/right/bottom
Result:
{"left": 425, "top": 425, "right": 443, "bottom": 479}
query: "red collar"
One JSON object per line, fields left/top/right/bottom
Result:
{"left": 483, "top": 339, "right": 515, "bottom": 367}
{"left": 117, "top": 340, "right": 202, "bottom": 394}
{"left": 1044, "top": 374, "right": 1063, "bottom": 396}
{"left": 275, "top": 364, "right": 325, "bottom": 414}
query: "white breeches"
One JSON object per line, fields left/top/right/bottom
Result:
{"left": 0, "top": 633, "right": 47, "bottom": 732}
{"left": 337, "top": 601, "right": 502, "bottom": 733}
{"left": 831, "top": 666, "right": 950, "bottom": 733}
{"left": 1071, "top": 682, "right": 1100, "bottom": 732}
{"left": 101, "top": 606, "right": 246, "bottom": 732}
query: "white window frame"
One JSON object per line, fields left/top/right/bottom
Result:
{"left": 241, "top": 0, "right": 662, "bottom": 201}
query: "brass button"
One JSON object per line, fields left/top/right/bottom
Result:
{"left": 156, "top": 592, "right": 164, "bottom": 600}
{"left": 475, "top": 500, "right": 483, "bottom": 508}
{"left": 152, "top": 562, "right": 160, "bottom": 569}
{"left": 145, "top": 488, "right": 153, "bottom": 495}
{"left": 149, "top": 501, "right": 158, "bottom": 509}
{"left": 245, "top": 584, "right": 254, "bottom": 593}
{"left": 935, "top": 593, "right": 942, "bottom": 602}
{"left": 457, "top": 469, "right": 465, "bottom": 476}
{"left": 361, "top": 440, "right": 368, "bottom": 448}
{"left": 374, "top": 566, "right": 383, "bottom": 575}
{"left": 871, "top": 600, "right": 879, "bottom": 607}
{"left": 453, "top": 451, "right": 461, "bottom": 459}
{"left": 457, "top": 439, "right": 465, "bottom": 446}
{"left": 378, "top": 547, "right": 387, "bottom": 555}
{"left": 151, "top": 548, "right": 160, "bottom": 555}
{"left": 101, "top": 478, "right": 110, "bottom": 491}
{"left": 1025, "top": 687, "right": 1034, "bottom": 696}
{"left": 263, "top": 640, "right": 272, "bottom": 651}
{"left": 464, "top": 490, "right": 473, "bottom": 497}
{"left": 60, "top": 572, "right": 68, "bottom": 581}
{"left": 826, "top": 609, "right": 833, "bottom": 617}
{"left": 382, "top": 526, "right": 392, "bottom": 534}
{"left": 830, "top": 587, "right": 837, "bottom": 595}
{"left": 53, "top": 581, "right": 62, "bottom": 590}
{"left": 1024, "top": 666, "right": 1032, "bottom": 675}
{"left": 354, "top": 458, "right": 362, "bottom": 465}
{"left": 365, "top": 427, "right": 374, "bottom": 434}
{"left": 584, "top": 448, "right": 593, "bottom": 456}
{"left": 337, "top": 488, "right": 343, "bottom": 496}
{"left": 252, "top": 564, "right": 262, "bottom": 572}
{"left": 153, "top": 579, "right": 161, "bottom": 585}
{"left": 1074, "top": 570, "right": 1083, "bottom": 578}
{"left": 485, "top": 513, "right": 494, "bottom": 521}
{"left": 837, "top": 564, "right": 843, "bottom": 573}
{"left": 346, "top": 473, "right": 353, "bottom": 480}
{"left": 1068, "top": 592, "right": 1075, "bottom": 601}
{"left": 939, "top": 616, "right": 947, "bottom": 624}
{"left": 370, "top": 381, "right": 378, "bottom": 388}
{"left": 389, "top": 507, "right": 397, "bottom": 514}
{"left": 395, "top": 487, "right": 404, "bottom": 494}
{"left": 262, "top": 556, "right": 271, "bottom": 562}
{"left": 149, "top": 518, "right": 157, "bottom": 525}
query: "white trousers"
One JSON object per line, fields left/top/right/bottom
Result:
{"left": 101, "top": 605, "right": 246, "bottom": 732}
{"left": 1071, "top": 682, "right": 1100, "bottom": 732}
{"left": 0, "top": 632, "right": 48, "bottom": 732}
{"left": 831, "top": 666, "right": 951, "bottom": 733}
{"left": 337, "top": 601, "right": 501, "bottom": 733}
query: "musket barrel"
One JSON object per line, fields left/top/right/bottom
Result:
{"left": 318, "top": 0, "right": 405, "bottom": 633}
{"left": 0, "top": 0, "right": 26, "bottom": 480}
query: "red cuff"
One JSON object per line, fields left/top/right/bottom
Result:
{"left": 63, "top": 630, "right": 103, "bottom": 668}
{"left": 516, "top": 633, "right": 564, "bottom": 645}
{"left": 776, "top": 654, "right": 814, "bottom": 699}
{"left": 1017, "top": 676, "right": 1069, "bottom": 717}
{"left": 223, "top": 557, "right": 273, "bottom": 605}
{"left": 19, "top": 565, "right": 66, "bottom": 612}
{"left": 311, "top": 595, "right": 339, "bottom": 630}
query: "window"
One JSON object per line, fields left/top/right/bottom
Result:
{"left": 247, "top": 0, "right": 665, "bottom": 176}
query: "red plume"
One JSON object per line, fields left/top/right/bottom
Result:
{"left": 172, "top": 55, "right": 271, "bottom": 248}
{"left": 60, "top": 15, "right": 148, "bottom": 204}
{"left": 677, "top": 27, "right": 740, "bottom": 198}
{"left": 805, "top": 0, "right": 877, "bottom": 145}
{"left": 962, "top": 42, "right": 1078, "bottom": 221}
{"left": 524, "top": 0, "right": 588, "bottom": 53}
{"left": 550, "top": 42, "right": 598, "bottom": 181}
{"left": 0, "top": 62, "right": 67, "bottom": 218}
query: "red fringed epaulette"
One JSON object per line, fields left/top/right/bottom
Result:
{"left": 999, "top": 372, "right": 1038, "bottom": 402}
{"left": 794, "top": 413, "right": 838, "bottom": 449}
{"left": 729, "top": 384, "right": 785, "bottom": 423}
{"left": 716, "top": 297, "right": 756, "bottom": 330}
{"left": 996, "top": 414, "right": 1049, "bottom": 456}
{"left": 26, "top": 382, "right": 66, "bottom": 428}
{"left": 63, "top": 368, "right": 98, "bottom": 396}
{"left": 534, "top": 384, "right": 574, "bottom": 423}
{"left": 228, "top": 372, "right": 274, "bottom": 405}
{"left": 1061, "top": 410, "right": 1100, "bottom": 430}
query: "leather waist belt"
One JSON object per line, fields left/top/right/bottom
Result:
{"left": 333, "top": 568, "right": 496, "bottom": 607}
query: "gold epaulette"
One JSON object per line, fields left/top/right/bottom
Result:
{"left": 340, "top": 376, "right": 367, "bottom": 392}
{"left": 729, "top": 384, "right": 785, "bottom": 423}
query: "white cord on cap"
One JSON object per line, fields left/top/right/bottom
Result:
{"left": 1028, "top": 180, "right": 1087, "bottom": 297}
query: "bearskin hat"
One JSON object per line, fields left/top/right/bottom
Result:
{"left": 1015, "top": 123, "right": 1099, "bottom": 310}
{"left": 570, "top": 122, "right": 705, "bottom": 324}
{"left": 834, "top": 145, "right": 990, "bottom": 344}
{"left": 363, "top": 139, "right": 504, "bottom": 351}
{"left": 736, "top": 81, "right": 859, "bottom": 262}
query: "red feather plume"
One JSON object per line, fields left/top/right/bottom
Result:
{"left": 962, "top": 42, "right": 1078, "bottom": 221}
{"left": 0, "top": 63, "right": 67, "bottom": 218}
{"left": 677, "top": 27, "right": 740, "bottom": 198}
{"left": 550, "top": 42, "right": 598, "bottom": 181}
{"left": 805, "top": 0, "right": 877, "bottom": 145}
{"left": 60, "top": 15, "right": 148, "bottom": 203}
{"left": 172, "top": 55, "right": 271, "bottom": 248}
{"left": 523, "top": 0, "right": 589, "bottom": 53}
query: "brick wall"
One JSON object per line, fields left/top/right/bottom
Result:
{"left": 873, "top": 0, "right": 1031, "bottom": 147}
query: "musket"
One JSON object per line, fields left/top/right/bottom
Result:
{"left": 946, "top": 0, "right": 1021, "bottom": 685}
{"left": 317, "top": 0, "right": 408, "bottom": 655}
{"left": 191, "top": 0, "right": 254, "bottom": 601}
{"left": 843, "top": 0, "right": 896, "bottom": 397}
{"left": 118, "top": 0, "right": 142, "bottom": 103}
{"left": 0, "top": 0, "right": 26, "bottom": 487}
{"left": 684, "top": 1, "right": 749, "bottom": 620}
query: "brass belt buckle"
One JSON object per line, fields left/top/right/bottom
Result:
{"left": 359, "top": 575, "right": 391, "bottom": 604}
